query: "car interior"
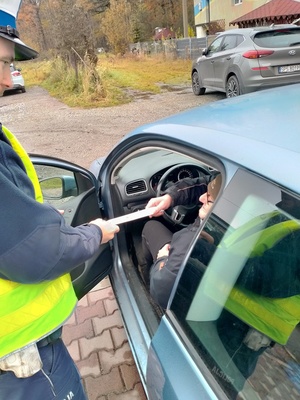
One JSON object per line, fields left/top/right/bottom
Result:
{"left": 109, "top": 148, "right": 216, "bottom": 283}
{"left": 33, "top": 145, "right": 221, "bottom": 316}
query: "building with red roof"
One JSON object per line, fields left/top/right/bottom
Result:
{"left": 230, "top": 0, "right": 300, "bottom": 27}
{"left": 194, "top": 0, "right": 300, "bottom": 38}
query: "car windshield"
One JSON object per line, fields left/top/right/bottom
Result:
{"left": 253, "top": 28, "right": 300, "bottom": 48}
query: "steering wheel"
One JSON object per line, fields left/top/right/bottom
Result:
{"left": 156, "top": 163, "right": 208, "bottom": 226}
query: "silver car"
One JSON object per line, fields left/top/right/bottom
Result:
{"left": 191, "top": 25, "right": 300, "bottom": 97}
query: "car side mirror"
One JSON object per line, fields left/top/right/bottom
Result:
{"left": 202, "top": 48, "right": 208, "bottom": 56}
{"left": 39, "top": 176, "right": 78, "bottom": 200}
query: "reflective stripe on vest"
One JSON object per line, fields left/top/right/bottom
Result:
{"left": 226, "top": 287, "right": 300, "bottom": 345}
{"left": 0, "top": 127, "right": 77, "bottom": 360}
{"left": 2, "top": 126, "right": 43, "bottom": 203}
{"left": 224, "top": 215, "right": 300, "bottom": 345}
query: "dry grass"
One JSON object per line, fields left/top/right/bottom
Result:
{"left": 20, "top": 54, "right": 192, "bottom": 108}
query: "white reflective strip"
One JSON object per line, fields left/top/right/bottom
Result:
{"left": 109, "top": 207, "right": 157, "bottom": 225}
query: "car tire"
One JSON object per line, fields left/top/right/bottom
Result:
{"left": 192, "top": 71, "right": 206, "bottom": 96}
{"left": 226, "top": 75, "right": 240, "bottom": 98}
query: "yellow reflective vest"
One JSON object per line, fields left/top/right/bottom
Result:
{"left": 0, "top": 126, "right": 77, "bottom": 360}
{"left": 224, "top": 212, "right": 300, "bottom": 345}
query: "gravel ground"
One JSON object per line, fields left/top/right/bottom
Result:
{"left": 0, "top": 85, "right": 224, "bottom": 168}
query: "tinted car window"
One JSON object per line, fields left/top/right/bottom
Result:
{"left": 221, "top": 35, "right": 238, "bottom": 51}
{"left": 207, "top": 36, "right": 223, "bottom": 54}
{"left": 253, "top": 28, "right": 300, "bottom": 48}
{"left": 170, "top": 169, "right": 300, "bottom": 399}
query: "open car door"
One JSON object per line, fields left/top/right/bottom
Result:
{"left": 30, "top": 155, "right": 113, "bottom": 300}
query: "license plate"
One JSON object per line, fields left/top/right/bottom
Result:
{"left": 278, "top": 64, "right": 300, "bottom": 73}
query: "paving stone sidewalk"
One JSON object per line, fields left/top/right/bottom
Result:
{"left": 62, "top": 277, "right": 147, "bottom": 400}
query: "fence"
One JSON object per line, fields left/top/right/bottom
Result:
{"left": 129, "top": 36, "right": 217, "bottom": 60}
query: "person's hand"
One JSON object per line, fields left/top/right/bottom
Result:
{"left": 89, "top": 219, "right": 120, "bottom": 244}
{"left": 200, "top": 230, "right": 214, "bottom": 244}
{"left": 157, "top": 243, "right": 171, "bottom": 259}
{"left": 146, "top": 194, "right": 172, "bottom": 217}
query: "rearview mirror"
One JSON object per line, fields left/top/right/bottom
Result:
{"left": 39, "top": 176, "right": 78, "bottom": 200}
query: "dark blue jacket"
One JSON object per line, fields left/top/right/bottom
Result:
{"left": 0, "top": 125, "right": 102, "bottom": 284}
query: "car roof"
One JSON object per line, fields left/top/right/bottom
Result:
{"left": 127, "top": 84, "right": 300, "bottom": 194}
{"left": 218, "top": 24, "right": 300, "bottom": 35}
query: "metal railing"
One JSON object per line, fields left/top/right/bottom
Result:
{"left": 130, "top": 37, "right": 216, "bottom": 60}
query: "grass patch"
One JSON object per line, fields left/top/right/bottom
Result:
{"left": 20, "top": 54, "right": 192, "bottom": 108}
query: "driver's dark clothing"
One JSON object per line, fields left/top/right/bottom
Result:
{"left": 142, "top": 176, "right": 209, "bottom": 308}
{"left": 144, "top": 218, "right": 215, "bottom": 309}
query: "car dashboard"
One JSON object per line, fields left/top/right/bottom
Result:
{"left": 111, "top": 148, "right": 211, "bottom": 214}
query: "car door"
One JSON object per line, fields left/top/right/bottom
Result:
{"left": 31, "top": 155, "right": 113, "bottom": 300}
{"left": 212, "top": 34, "right": 243, "bottom": 89}
{"left": 147, "top": 168, "right": 300, "bottom": 399}
{"left": 199, "top": 36, "right": 224, "bottom": 87}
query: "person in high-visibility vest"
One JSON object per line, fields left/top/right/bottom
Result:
{"left": 0, "top": 2, "right": 119, "bottom": 399}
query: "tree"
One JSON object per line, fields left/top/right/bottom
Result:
{"left": 38, "top": 0, "right": 97, "bottom": 67}
{"left": 18, "top": 0, "right": 46, "bottom": 52}
{"left": 100, "top": 0, "right": 133, "bottom": 54}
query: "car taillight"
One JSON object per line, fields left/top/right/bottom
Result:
{"left": 243, "top": 50, "right": 274, "bottom": 59}
{"left": 11, "top": 71, "right": 21, "bottom": 76}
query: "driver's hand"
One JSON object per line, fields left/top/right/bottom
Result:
{"left": 146, "top": 194, "right": 172, "bottom": 217}
{"left": 157, "top": 243, "right": 171, "bottom": 259}
{"left": 89, "top": 219, "right": 120, "bottom": 244}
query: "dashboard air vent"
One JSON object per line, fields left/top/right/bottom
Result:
{"left": 125, "top": 180, "right": 147, "bottom": 195}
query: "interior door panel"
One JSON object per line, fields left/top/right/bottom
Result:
{"left": 30, "top": 155, "right": 113, "bottom": 299}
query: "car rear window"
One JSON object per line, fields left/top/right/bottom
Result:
{"left": 253, "top": 28, "right": 300, "bottom": 48}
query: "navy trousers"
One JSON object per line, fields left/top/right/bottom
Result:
{"left": 0, "top": 339, "right": 87, "bottom": 400}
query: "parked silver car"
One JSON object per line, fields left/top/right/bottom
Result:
{"left": 191, "top": 25, "right": 300, "bottom": 97}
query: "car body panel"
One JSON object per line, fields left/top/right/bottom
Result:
{"left": 146, "top": 317, "right": 220, "bottom": 400}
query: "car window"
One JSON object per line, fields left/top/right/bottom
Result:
{"left": 253, "top": 28, "right": 300, "bottom": 48}
{"left": 170, "top": 169, "right": 300, "bottom": 399}
{"left": 207, "top": 36, "right": 224, "bottom": 54}
{"left": 236, "top": 34, "right": 244, "bottom": 47}
{"left": 220, "top": 35, "right": 238, "bottom": 51}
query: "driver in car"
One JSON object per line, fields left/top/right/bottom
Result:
{"left": 142, "top": 173, "right": 221, "bottom": 309}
